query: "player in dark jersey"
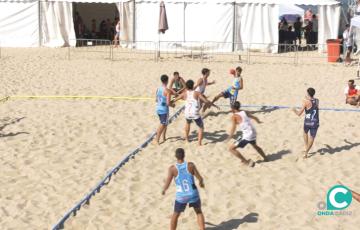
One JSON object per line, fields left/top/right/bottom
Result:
{"left": 292, "top": 88, "right": 319, "bottom": 159}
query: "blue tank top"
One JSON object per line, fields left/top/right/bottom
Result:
{"left": 156, "top": 86, "right": 169, "bottom": 115}
{"left": 304, "top": 98, "right": 319, "bottom": 128}
{"left": 175, "top": 162, "right": 199, "bottom": 203}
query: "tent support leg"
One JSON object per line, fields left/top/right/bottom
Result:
{"left": 232, "top": 2, "right": 236, "bottom": 52}
{"left": 38, "top": 1, "right": 42, "bottom": 47}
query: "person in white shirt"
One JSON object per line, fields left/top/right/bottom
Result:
{"left": 173, "top": 80, "right": 218, "bottom": 146}
{"left": 344, "top": 79, "right": 360, "bottom": 106}
{"left": 227, "top": 101, "right": 268, "bottom": 167}
{"left": 343, "top": 24, "right": 353, "bottom": 65}
{"left": 114, "top": 19, "right": 121, "bottom": 47}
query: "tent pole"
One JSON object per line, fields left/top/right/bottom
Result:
{"left": 184, "top": 2, "right": 186, "bottom": 42}
{"left": 38, "top": 0, "right": 42, "bottom": 47}
{"left": 133, "top": 0, "right": 136, "bottom": 43}
{"left": 232, "top": 2, "right": 236, "bottom": 52}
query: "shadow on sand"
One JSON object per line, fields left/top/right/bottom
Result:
{"left": 205, "top": 212, "right": 259, "bottom": 230}
{"left": 0, "top": 117, "right": 29, "bottom": 138}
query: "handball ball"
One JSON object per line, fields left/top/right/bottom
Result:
{"left": 229, "top": 69, "right": 236, "bottom": 76}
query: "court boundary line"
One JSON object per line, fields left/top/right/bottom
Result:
{"left": 1, "top": 95, "right": 359, "bottom": 112}
{"left": 51, "top": 106, "right": 185, "bottom": 230}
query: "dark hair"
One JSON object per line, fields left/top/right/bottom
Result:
{"left": 236, "top": 66, "right": 242, "bottom": 73}
{"left": 161, "top": 74, "right": 169, "bottom": 84}
{"left": 231, "top": 101, "right": 241, "bottom": 110}
{"left": 307, "top": 88, "right": 316, "bottom": 97}
{"left": 312, "top": 14, "right": 316, "bottom": 18}
{"left": 346, "top": 24, "right": 350, "bottom": 28}
{"left": 175, "top": 148, "right": 185, "bottom": 160}
{"left": 186, "top": 80, "right": 194, "bottom": 90}
{"left": 349, "top": 79, "right": 355, "bottom": 84}
{"left": 201, "top": 68, "right": 210, "bottom": 75}
{"left": 173, "top": 71, "right": 179, "bottom": 76}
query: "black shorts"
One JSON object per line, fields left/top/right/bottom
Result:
{"left": 158, "top": 113, "right": 169, "bottom": 125}
{"left": 174, "top": 199, "right": 201, "bottom": 213}
{"left": 186, "top": 117, "right": 204, "bottom": 129}
{"left": 304, "top": 126, "right": 319, "bottom": 138}
{"left": 234, "top": 137, "right": 256, "bottom": 148}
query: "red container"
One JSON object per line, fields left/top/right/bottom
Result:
{"left": 326, "top": 39, "right": 341, "bottom": 62}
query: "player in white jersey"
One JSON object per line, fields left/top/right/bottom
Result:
{"left": 174, "top": 79, "right": 218, "bottom": 146}
{"left": 227, "top": 101, "right": 268, "bottom": 167}
{"left": 194, "top": 68, "right": 215, "bottom": 112}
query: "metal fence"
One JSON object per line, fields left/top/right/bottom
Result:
{"left": 67, "top": 39, "right": 112, "bottom": 60}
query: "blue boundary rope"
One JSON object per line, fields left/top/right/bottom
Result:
{"left": 52, "top": 106, "right": 185, "bottom": 230}
{"left": 219, "top": 104, "right": 360, "bottom": 112}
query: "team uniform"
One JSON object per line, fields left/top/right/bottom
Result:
{"left": 304, "top": 98, "right": 319, "bottom": 138}
{"left": 223, "top": 77, "right": 241, "bottom": 105}
{"left": 234, "top": 111, "right": 257, "bottom": 148}
{"left": 156, "top": 86, "right": 169, "bottom": 125}
{"left": 173, "top": 78, "right": 184, "bottom": 93}
{"left": 174, "top": 162, "right": 201, "bottom": 213}
{"left": 185, "top": 91, "right": 204, "bottom": 128}
{"left": 195, "top": 77, "right": 207, "bottom": 95}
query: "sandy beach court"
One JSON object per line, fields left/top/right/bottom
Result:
{"left": 0, "top": 48, "right": 359, "bottom": 229}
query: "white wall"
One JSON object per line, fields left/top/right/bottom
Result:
{"left": 0, "top": 2, "right": 39, "bottom": 47}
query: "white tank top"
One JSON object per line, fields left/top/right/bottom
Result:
{"left": 237, "top": 111, "right": 256, "bottom": 141}
{"left": 195, "top": 77, "right": 207, "bottom": 94}
{"left": 185, "top": 91, "right": 200, "bottom": 119}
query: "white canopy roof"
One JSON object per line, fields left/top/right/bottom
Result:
{"left": 1, "top": 0, "right": 338, "bottom": 5}
{"left": 351, "top": 16, "right": 360, "bottom": 29}
{"left": 279, "top": 4, "right": 305, "bottom": 16}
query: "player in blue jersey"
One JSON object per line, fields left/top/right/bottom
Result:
{"left": 209, "top": 66, "right": 243, "bottom": 110}
{"left": 155, "top": 74, "right": 174, "bottom": 145}
{"left": 162, "top": 148, "right": 205, "bottom": 230}
{"left": 292, "top": 88, "right": 319, "bottom": 159}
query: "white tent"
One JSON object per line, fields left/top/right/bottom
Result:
{"left": 0, "top": 0, "right": 340, "bottom": 53}
{"left": 279, "top": 4, "right": 305, "bottom": 17}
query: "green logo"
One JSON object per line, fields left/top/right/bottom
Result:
{"left": 326, "top": 185, "right": 352, "bottom": 210}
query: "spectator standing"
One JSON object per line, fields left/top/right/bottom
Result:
{"left": 343, "top": 24, "right": 353, "bottom": 65}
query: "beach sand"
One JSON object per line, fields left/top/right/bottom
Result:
{"left": 0, "top": 48, "right": 359, "bottom": 229}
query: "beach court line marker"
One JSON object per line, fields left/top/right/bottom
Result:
{"left": 218, "top": 104, "right": 360, "bottom": 113}
{"left": 51, "top": 106, "right": 185, "bottom": 230}
{"left": 2, "top": 96, "right": 359, "bottom": 113}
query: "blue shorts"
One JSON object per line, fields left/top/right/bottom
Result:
{"left": 304, "top": 126, "right": 318, "bottom": 138}
{"left": 174, "top": 198, "right": 201, "bottom": 213}
{"left": 222, "top": 89, "right": 238, "bottom": 105}
{"left": 234, "top": 137, "right": 256, "bottom": 148}
{"left": 186, "top": 117, "right": 204, "bottom": 128}
{"left": 158, "top": 113, "right": 169, "bottom": 125}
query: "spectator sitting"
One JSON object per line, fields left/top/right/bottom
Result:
{"left": 345, "top": 79, "right": 360, "bottom": 106}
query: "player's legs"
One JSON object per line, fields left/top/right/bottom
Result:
{"left": 185, "top": 120, "right": 191, "bottom": 142}
{"left": 346, "top": 97, "right": 358, "bottom": 106}
{"left": 229, "top": 144, "right": 248, "bottom": 164}
{"left": 155, "top": 124, "right": 166, "bottom": 144}
{"left": 194, "top": 208, "right": 205, "bottom": 230}
{"left": 162, "top": 126, "right": 167, "bottom": 142}
{"left": 251, "top": 142, "right": 268, "bottom": 161}
{"left": 211, "top": 92, "right": 225, "bottom": 104}
{"left": 190, "top": 199, "right": 205, "bottom": 230}
{"left": 170, "top": 212, "right": 181, "bottom": 230}
{"left": 195, "top": 118, "right": 204, "bottom": 146}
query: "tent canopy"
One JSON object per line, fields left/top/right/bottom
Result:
{"left": 279, "top": 4, "right": 305, "bottom": 17}
{"left": 351, "top": 16, "right": 360, "bottom": 29}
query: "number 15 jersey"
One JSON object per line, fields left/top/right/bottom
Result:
{"left": 175, "top": 162, "right": 200, "bottom": 204}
